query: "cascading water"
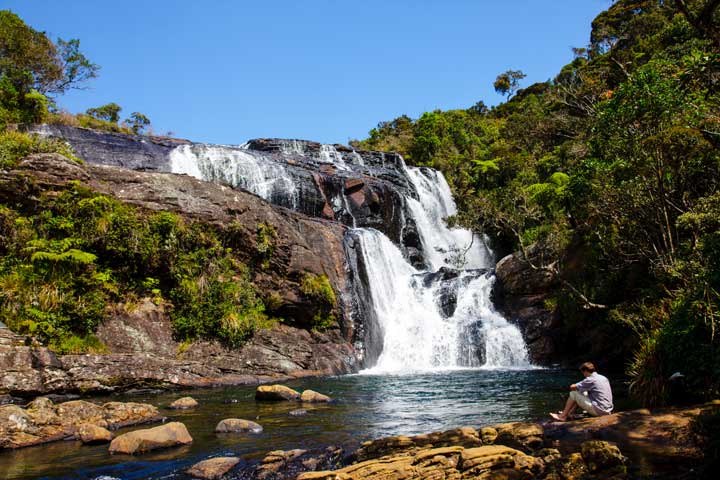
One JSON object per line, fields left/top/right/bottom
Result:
{"left": 405, "top": 166, "right": 491, "bottom": 271}
{"left": 169, "top": 144, "right": 300, "bottom": 209}
{"left": 354, "top": 162, "right": 530, "bottom": 373}
{"left": 167, "top": 138, "right": 529, "bottom": 372}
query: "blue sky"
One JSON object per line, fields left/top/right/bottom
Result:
{"left": 7, "top": 1, "right": 610, "bottom": 145}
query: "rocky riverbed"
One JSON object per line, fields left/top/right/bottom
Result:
{"left": 0, "top": 381, "right": 716, "bottom": 479}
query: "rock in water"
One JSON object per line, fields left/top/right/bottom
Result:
{"left": 78, "top": 423, "right": 113, "bottom": 444}
{"left": 108, "top": 421, "right": 192, "bottom": 454}
{"left": 169, "top": 397, "right": 199, "bottom": 409}
{"left": 300, "top": 389, "right": 332, "bottom": 403}
{"left": 256, "top": 385, "right": 300, "bottom": 401}
{"left": 186, "top": 457, "right": 240, "bottom": 479}
{"left": 215, "top": 418, "right": 263, "bottom": 433}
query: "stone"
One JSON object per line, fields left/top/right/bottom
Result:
{"left": 186, "top": 457, "right": 240, "bottom": 479}
{"left": 78, "top": 423, "right": 113, "bottom": 444}
{"left": 300, "top": 389, "right": 332, "bottom": 403}
{"left": 215, "top": 418, "right": 263, "bottom": 433}
{"left": 491, "top": 422, "right": 544, "bottom": 452}
{"left": 0, "top": 398, "right": 159, "bottom": 449}
{"left": 108, "top": 421, "right": 192, "bottom": 454}
{"left": 256, "top": 384, "right": 301, "bottom": 401}
{"left": 169, "top": 397, "right": 199, "bottom": 410}
{"left": 581, "top": 440, "right": 626, "bottom": 473}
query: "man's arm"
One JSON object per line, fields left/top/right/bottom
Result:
{"left": 570, "top": 384, "right": 578, "bottom": 391}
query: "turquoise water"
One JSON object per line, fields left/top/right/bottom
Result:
{"left": 0, "top": 369, "right": 627, "bottom": 480}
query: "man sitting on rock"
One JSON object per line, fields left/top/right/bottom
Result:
{"left": 550, "top": 362, "right": 613, "bottom": 421}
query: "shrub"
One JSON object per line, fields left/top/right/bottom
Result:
{"left": 0, "top": 130, "right": 80, "bottom": 168}
{"left": 300, "top": 273, "right": 337, "bottom": 330}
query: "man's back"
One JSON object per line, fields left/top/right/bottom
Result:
{"left": 576, "top": 372, "right": 613, "bottom": 414}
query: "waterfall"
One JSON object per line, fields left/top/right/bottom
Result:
{"left": 169, "top": 144, "right": 300, "bottom": 209}
{"left": 354, "top": 162, "right": 529, "bottom": 373}
{"left": 405, "top": 167, "right": 491, "bottom": 271}
{"left": 167, "top": 138, "right": 529, "bottom": 372}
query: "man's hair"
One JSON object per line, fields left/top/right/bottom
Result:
{"left": 580, "top": 362, "right": 596, "bottom": 373}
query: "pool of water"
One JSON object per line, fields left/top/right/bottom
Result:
{"left": 0, "top": 368, "right": 630, "bottom": 480}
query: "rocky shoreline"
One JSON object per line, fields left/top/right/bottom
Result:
{"left": 1, "top": 384, "right": 716, "bottom": 479}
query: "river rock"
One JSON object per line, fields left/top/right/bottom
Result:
{"left": 186, "top": 456, "right": 240, "bottom": 479}
{"left": 300, "top": 389, "right": 332, "bottom": 403}
{"left": 256, "top": 384, "right": 301, "bottom": 401}
{"left": 257, "top": 449, "right": 308, "bottom": 480}
{"left": 215, "top": 418, "right": 263, "bottom": 433}
{"left": 581, "top": 440, "right": 626, "bottom": 474}
{"left": 169, "top": 397, "right": 199, "bottom": 410}
{"left": 0, "top": 397, "right": 160, "bottom": 449}
{"left": 78, "top": 423, "right": 113, "bottom": 444}
{"left": 108, "top": 421, "right": 192, "bottom": 454}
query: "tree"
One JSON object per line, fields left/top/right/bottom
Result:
{"left": 493, "top": 70, "right": 526, "bottom": 98}
{"left": 86, "top": 103, "right": 121, "bottom": 123}
{"left": 0, "top": 10, "right": 98, "bottom": 125}
{"left": 125, "top": 111, "right": 150, "bottom": 134}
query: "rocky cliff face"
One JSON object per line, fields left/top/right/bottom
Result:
{"left": 493, "top": 252, "right": 560, "bottom": 364}
{"left": 0, "top": 153, "right": 360, "bottom": 396}
{"left": 28, "top": 125, "right": 426, "bottom": 267}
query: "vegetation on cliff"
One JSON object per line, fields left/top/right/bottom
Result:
{"left": 353, "top": 0, "right": 720, "bottom": 405}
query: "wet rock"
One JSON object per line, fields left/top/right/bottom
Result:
{"left": 78, "top": 423, "right": 113, "bottom": 444}
{"left": 215, "top": 418, "right": 263, "bottom": 433}
{"left": 289, "top": 409, "right": 308, "bottom": 416}
{"left": 0, "top": 398, "right": 160, "bottom": 449}
{"left": 186, "top": 456, "right": 240, "bottom": 479}
{"left": 257, "top": 449, "right": 308, "bottom": 480}
{"left": 108, "top": 421, "right": 192, "bottom": 454}
{"left": 354, "top": 427, "right": 482, "bottom": 462}
{"left": 256, "top": 384, "right": 301, "bottom": 401}
{"left": 581, "top": 440, "right": 626, "bottom": 474}
{"left": 169, "top": 397, "right": 198, "bottom": 410}
{"left": 300, "top": 389, "right": 332, "bottom": 403}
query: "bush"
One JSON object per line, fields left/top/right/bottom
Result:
{"left": 300, "top": 273, "right": 337, "bottom": 330}
{"left": 0, "top": 181, "right": 273, "bottom": 350}
{"left": 0, "top": 130, "right": 80, "bottom": 168}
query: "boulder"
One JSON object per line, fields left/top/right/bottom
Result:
{"left": 581, "top": 440, "right": 626, "bottom": 474}
{"left": 0, "top": 397, "right": 160, "bottom": 449}
{"left": 78, "top": 423, "right": 113, "bottom": 444}
{"left": 215, "top": 418, "right": 263, "bottom": 433}
{"left": 300, "top": 389, "right": 332, "bottom": 403}
{"left": 108, "top": 421, "right": 192, "bottom": 454}
{"left": 256, "top": 384, "right": 301, "bottom": 401}
{"left": 186, "top": 457, "right": 240, "bottom": 479}
{"left": 169, "top": 397, "right": 199, "bottom": 410}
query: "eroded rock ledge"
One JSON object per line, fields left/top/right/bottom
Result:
{"left": 247, "top": 403, "right": 718, "bottom": 480}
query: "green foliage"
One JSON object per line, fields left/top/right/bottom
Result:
{"left": 0, "top": 130, "right": 80, "bottom": 168}
{"left": 354, "top": 0, "right": 720, "bottom": 405}
{"left": 0, "top": 10, "right": 97, "bottom": 127}
{"left": 255, "top": 222, "right": 277, "bottom": 269}
{"left": 125, "top": 111, "right": 151, "bottom": 134}
{"left": 493, "top": 69, "right": 526, "bottom": 98}
{"left": 300, "top": 273, "right": 337, "bottom": 330}
{"left": 0, "top": 181, "right": 275, "bottom": 350}
{"left": 86, "top": 103, "right": 121, "bottom": 123}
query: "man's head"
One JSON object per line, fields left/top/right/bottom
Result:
{"left": 580, "top": 362, "right": 596, "bottom": 377}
